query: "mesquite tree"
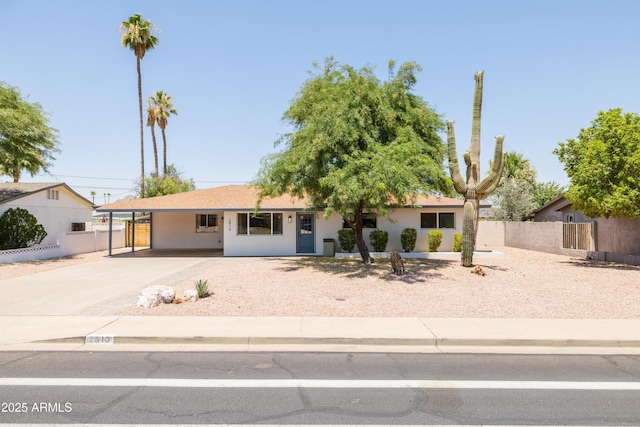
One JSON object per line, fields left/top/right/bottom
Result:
{"left": 447, "top": 71, "right": 505, "bottom": 266}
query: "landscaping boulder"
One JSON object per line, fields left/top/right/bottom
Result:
{"left": 183, "top": 289, "right": 199, "bottom": 302}
{"left": 136, "top": 285, "right": 175, "bottom": 308}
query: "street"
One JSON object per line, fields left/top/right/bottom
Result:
{"left": 1, "top": 352, "right": 640, "bottom": 425}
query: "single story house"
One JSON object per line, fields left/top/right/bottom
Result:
{"left": 0, "top": 182, "right": 94, "bottom": 246}
{"left": 530, "top": 194, "right": 590, "bottom": 223}
{"left": 96, "top": 185, "right": 479, "bottom": 256}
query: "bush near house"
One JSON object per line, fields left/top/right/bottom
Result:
{"left": 338, "top": 229, "right": 355, "bottom": 253}
{"left": 0, "top": 207, "right": 47, "bottom": 250}
{"left": 427, "top": 230, "right": 443, "bottom": 252}
{"left": 453, "top": 232, "right": 462, "bottom": 252}
{"left": 400, "top": 228, "right": 417, "bottom": 252}
{"left": 369, "top": 229, "right": 388, "bottom": 252}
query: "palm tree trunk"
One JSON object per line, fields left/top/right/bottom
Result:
{"left": 150, "top": 123, "right": 159, "bottom": 177}
{"left": 137, "top": 57, "right": 145, "bottom": 198}
{"left": 161, "top": 127, "right": 167, "bottom": 176}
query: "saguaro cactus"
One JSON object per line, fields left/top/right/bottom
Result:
{"left": 448, "top": 71, "right": 505, "bottom": 267}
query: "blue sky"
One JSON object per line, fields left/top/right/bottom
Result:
{"left": 2, "top": 0, "right": 639, "bottom": 203}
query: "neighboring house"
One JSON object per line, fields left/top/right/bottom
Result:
{"left": 0, "top": 182, "right": 94, "bottom": 246}
{"left": 530, "top": 194, "right": 590, "bottom": 223}
{"left": 530, "top": 194, "right": 640, "bottom": 259}
{"left": 96, "top": 185, "right": 479, "bottom": 256}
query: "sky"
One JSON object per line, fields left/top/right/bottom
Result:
{"left": 1, "top": 0, "right": 639, "bottom": 203}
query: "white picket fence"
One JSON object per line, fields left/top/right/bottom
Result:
{"left": 0, "top": 229, "right": 126, "bottom": 264}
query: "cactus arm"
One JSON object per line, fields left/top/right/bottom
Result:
{"left": 446, "top": 121, "right": 467, "bottom": 195}
{"left": 470, "top": 71, "right": 484, "bottom": 168}
{"left": 476, "top": 135, "right": 506, "bottom": 195}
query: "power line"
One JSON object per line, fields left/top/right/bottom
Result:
{"left": 50, "top": 174, "right": 134, "bottom": 181}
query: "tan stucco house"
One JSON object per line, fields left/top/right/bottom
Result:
{"left": 96, "top": 185, "right": 472, "bottom": 256}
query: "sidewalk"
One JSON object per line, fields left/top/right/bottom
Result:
{"left": 1, "top": 316, "right": 639, "bottom": 354}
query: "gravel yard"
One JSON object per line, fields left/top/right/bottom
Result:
{"left": 2, "top": 247, "right": 638, "bottom": 319}
{"left": 113, "top": 247, "right": 640, "bottom": 319}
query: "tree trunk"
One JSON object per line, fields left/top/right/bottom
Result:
{"left": 12, "top": 169, "right": 19, "bottom": 183}
{"left": 353, "top": 202, "right": 373, "bottom": 263}
{"left": 161, "top": 127, "right": 167, "bottom": 176}
{"left": 137, "top": 57, "right": 145, "bottom": 198}
{"left": 150, "top": 123, "right": 159, "bottom": 177}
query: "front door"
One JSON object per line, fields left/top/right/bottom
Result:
{"left": 296, "top": 213, "right": 315, "bottom": 253}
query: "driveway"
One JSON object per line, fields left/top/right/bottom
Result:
{"left": 0, "top": 252, "right": 216, "bottom": 316}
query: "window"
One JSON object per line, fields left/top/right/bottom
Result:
{"left": 272, "top": 213, "right": 283, "bottom": 235}
{"left": 421, "top": 212, "right": 455, "bottom": 228}
{"left": 237, "top": 212, "right": 283, "bottom": 235}
{"left": 196, "top": 214, "right": 218, "bottom": 233}
{"left": 342, "top": 213, "right": 377, "bottom": 229}
{"left": 237, "top": 213, "right": 248, "bottom": 234}
{"left": 47, "top": 189, "right": 59, "bottom": 200}
{"left": 420, "top": 213, "right": 437, "bottom": 228}
{"left": 439, "top": 212, "right": 455, "bottom": 228}
{"left": 250, "top": 213, "right": 271, "bottom": 234}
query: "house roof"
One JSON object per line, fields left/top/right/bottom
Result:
{"left": 95, "top": 185, "right": 471, "bottom": 213}
{"left": 0, "top": 182, "right": 93, "bottom": 207}
{"left": 530, "top": 194, "right": 570, "bottom": 215}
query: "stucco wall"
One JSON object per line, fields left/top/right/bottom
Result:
{"left": 594, "top": 217, "right": 640, "bottom": 255}
{"left": 476, "top": 221, "right": 505, "bottom": 249}
{"left": 152, "top": 212, "right": 224, "bottom": 249}
{"left": 0, "top": 187, "right": 93, "bottom": 246}
{"left": 222, "top": 207, "right": 464, "bottom": 256}
{"left": 222, "top": 210, "right": 301, "bottom": 256}
{"left": 504, "top": 221, "right": 563, "bottom": 253}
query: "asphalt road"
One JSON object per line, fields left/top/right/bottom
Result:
{"left": 1, "top": 352, "right": 640, "bottom": 425}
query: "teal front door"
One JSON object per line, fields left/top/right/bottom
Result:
{"left": 296, "top": 213, "right": 315, "bottom": 253}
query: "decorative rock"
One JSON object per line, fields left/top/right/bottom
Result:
{"left": 184, "top": 289, "right": 199, "bottom": 302}
{"left": 136, "top": 285, "right": 175, "bottom": 308}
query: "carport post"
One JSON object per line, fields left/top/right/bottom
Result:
{"left": 131, "top": 211, "right": 135, "bottom": 253}
{"left": 108, "top": 212, "right": 113, "bottom": 256}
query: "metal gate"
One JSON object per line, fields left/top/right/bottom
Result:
{"left": 562, "top": 223, "right": 593, "bottom": 250}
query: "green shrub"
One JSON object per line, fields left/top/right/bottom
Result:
{"left": 194, "top": 279, "right": 209, "bottom": 298}
{"left": 400, "top": 228, "right": 417, "bottom": 252}
{"left": 453, "top": 232, "right": 462, "bottom": 252}
{"left": 337, "top": 229, "right": 355, "bottom": 252}
{"left": 427, "top": 230, "right": 443, "bottom": 252}
{"left": 0, "top": 207, "right": 47, "bottom": 250}
{"left": 369, "top": 229, "right": 388, "bottom": 252}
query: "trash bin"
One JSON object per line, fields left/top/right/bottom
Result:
{"left": 323, "top": 238, "right": 335, "bottom": 257}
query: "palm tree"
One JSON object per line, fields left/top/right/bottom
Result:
{"left": 150, "top": 91, "right": 177, "bottom": 176}
{"left": 146, "top": 98, "right": 160, "bottom": 176}
{"left": 503, "top": 151, "right": 536, "bottom": 184}
{"left": 119, "top": 14, "right": 159, "bottom": 198}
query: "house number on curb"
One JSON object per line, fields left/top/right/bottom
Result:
{"left": 85, "top": 334, "right": 115, "bottom": 344}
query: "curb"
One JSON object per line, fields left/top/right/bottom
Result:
{"left": 31, "top": 335, "right": 640, "bottom": 349}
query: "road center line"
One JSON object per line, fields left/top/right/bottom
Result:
{"left": 2, "top": 378, "right": 640, "bottom": 390}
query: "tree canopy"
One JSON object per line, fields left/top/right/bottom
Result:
{"left": 0, "top": 82, "right": 60, "bottom": 182}
{"left": 140, "top": 164, "right": 195, "bottom": 198}
{"left": 489, "top": 151, "right": 565, "bottom": 221}
{"left": 255, "top": 58, "right": 451, "bottom": 262}
{"left": 554, "top": 108, "right": 640, "bottom": 218}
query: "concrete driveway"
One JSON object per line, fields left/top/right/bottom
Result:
{"left": 0, "top": 252, "right": 216, "bottom": 316}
